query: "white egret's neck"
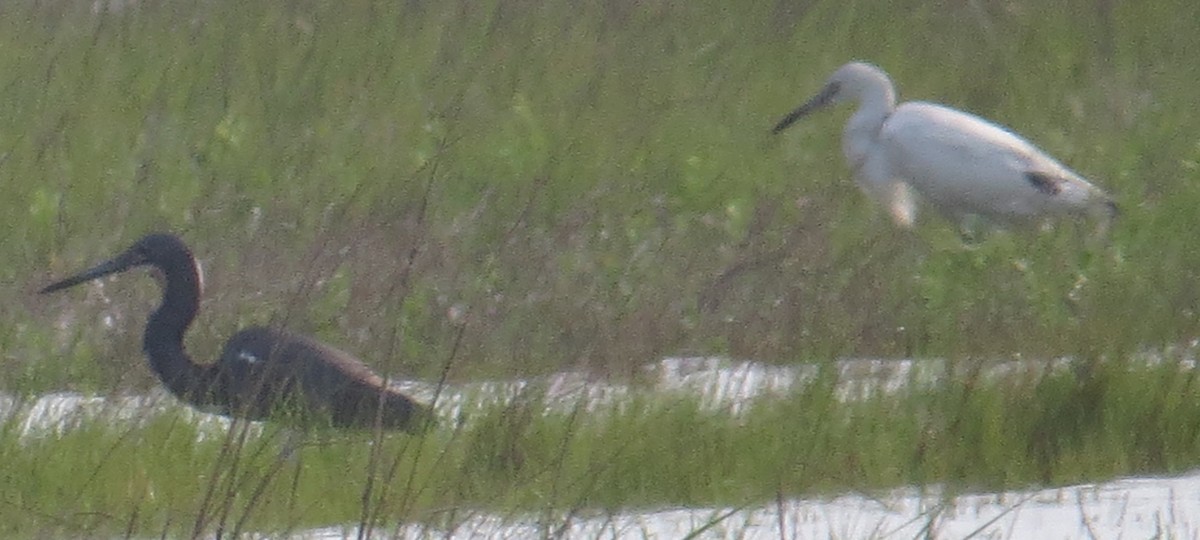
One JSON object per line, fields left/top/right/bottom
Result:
{"left": 839, "top": 68, "right": 897, "bottom": 171}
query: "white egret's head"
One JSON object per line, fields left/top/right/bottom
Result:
{"left": 773, "top": 62, "right": 895, "bottom": 133}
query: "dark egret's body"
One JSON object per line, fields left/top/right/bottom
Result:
{"left": 41, "top": 233, "right": 432, "bottom": 432}
{"left": 773, "top": 62, "right": 1117, "bottom": 231}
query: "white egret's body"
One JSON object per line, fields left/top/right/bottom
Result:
{"left": 773, "top": 62, "right": 1116, "bottom": 230}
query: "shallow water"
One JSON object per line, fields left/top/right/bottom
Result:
{"left": 7, "top": 356, "right": 1199, "bottom": 538}
{"left": 0, "top": 355, "right": 997, "bottom": 440}
{"left": 301, "top": 470, "right": 1200, "bottom": 538}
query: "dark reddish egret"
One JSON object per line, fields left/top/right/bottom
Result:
{"left": 773, "top": 61, "right": 1117, "bottom": 231}
{"left": 41, "top": 233, "right": 433, "bottom": 433}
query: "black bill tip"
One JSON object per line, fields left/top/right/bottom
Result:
{"left": 40, "top": 251, "right": 141, "bottom": 294}
{"left": 771, "top": 81, "right": 840, "bottom": 135}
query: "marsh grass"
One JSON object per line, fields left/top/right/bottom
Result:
{"left": 7, "top": 353, "right": 1200, "bottom": 537}
{"left": 5, "top": 0, "right": 1200, "bottom": 535}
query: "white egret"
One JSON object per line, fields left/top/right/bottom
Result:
{"left": 773, "top": 62, "right": 1117, "bottom": 231}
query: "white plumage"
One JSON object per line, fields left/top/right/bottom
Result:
{"left": 773, "top": 62, "right": 1116, "bottom": 230}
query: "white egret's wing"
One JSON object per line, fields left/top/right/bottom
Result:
{"left": 880, "top": 102, "right": 1099, "bottom": 223}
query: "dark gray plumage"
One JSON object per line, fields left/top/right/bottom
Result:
{"left": 41, "top": 233, "right": 433, "bottom": 432}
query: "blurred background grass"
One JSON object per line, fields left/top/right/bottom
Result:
{"left": 8, "top": 0, "right": 1198, "bottom": 393}
{"left": 3, "top": 0, "right": 1200, "bottom": 534}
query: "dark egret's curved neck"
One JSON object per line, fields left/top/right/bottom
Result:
{"left": 141, "top": 253, "right": 221, "bottom": 407}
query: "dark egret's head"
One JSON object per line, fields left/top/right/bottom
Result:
{"left": 41, "top": 234, "right": 201, "bottom": 295}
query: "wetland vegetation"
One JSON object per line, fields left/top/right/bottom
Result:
{"left": 3, "top": 0, "right": 1200, "bottom": 536}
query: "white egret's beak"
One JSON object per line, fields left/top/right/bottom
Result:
{"left": 772, "top": 81, "right": 841, "bottom": 134}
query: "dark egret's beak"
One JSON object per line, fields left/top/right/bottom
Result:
{"left": 40, "top": 248, "right": 146, "bottom": 294}
{"left": 772, "top": 81, "right": 842, "bottom": 134}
